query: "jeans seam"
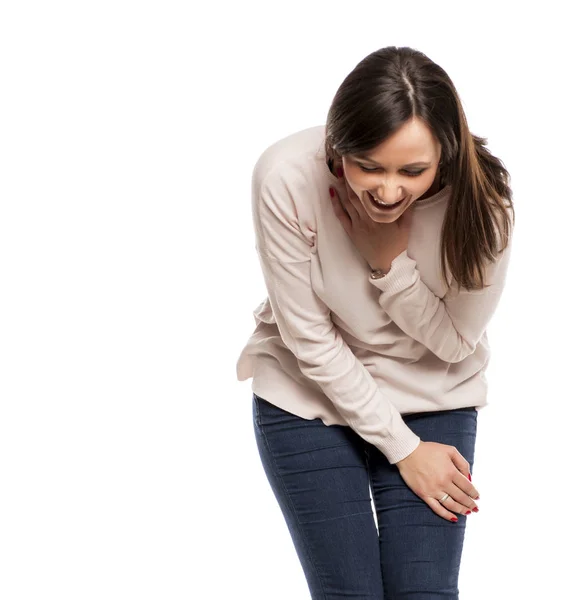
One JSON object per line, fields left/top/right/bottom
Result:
{"left": 252, "top": 394, "right": 260, "bottom": 428}
{"left": 256, "top": 420, "right": 328, "bottom": 600}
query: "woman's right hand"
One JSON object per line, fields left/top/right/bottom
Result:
{"left": 395, "top": 441, "right": 480, "bottom": 521}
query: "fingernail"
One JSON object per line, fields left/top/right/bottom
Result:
{"left": 465, "top": 511, "right": 471, "bottom": 515}
{"left": 472, "top": 507, "right": 479, "bottom": 513}
{"left": 329, "top": 187, "right": 335, "bottom": 197}
{"left": 468, "top": 473, "right": 472, "bottom": 481}
{"left": 475, "top": 495, "right": 480, "bottom": 500}
{"left": 337, "top": 167, "right": 344, "bottom": 177}
{"left": 450, "top": 517, "right": 458, "bottom": 522}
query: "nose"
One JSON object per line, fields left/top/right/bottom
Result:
{"left": 374, "top": 185, "right": 405, "bottom": 204}
{"left": 372, "top": 174, "right": 406, "bottom": 204}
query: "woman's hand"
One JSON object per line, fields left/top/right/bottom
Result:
{"left": 396, "top": 441, "right": 480, "bottom": 522}
{"left": 329, "top": 175, "right": 414, "bottom": 272}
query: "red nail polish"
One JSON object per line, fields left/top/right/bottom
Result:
{"left": 472, "top": 507, "right": 479, "bottom": 513}
{"left": 329, "top": 187, "right": 335, "bottom": 197}
{"left": 468, "top": 473, "right": 472, "bottom": 481}
{"left": 465, "top": 511, "right": 471, "bottom": 515}
{"left": 337, "top": 167, "right": 344, "bottom": 177}
{"left": 450, "top": 517, "right": 458, "bottom": 522}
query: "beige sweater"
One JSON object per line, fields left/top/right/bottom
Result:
{"left": 236, "top": 125, "right": 512, "bottom": 464}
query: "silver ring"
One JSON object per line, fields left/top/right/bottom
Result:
{"left": 439, "top": 493, "right": 450, "bottom": 503}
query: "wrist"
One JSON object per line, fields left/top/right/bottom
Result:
{"left": 396, "top": 440, "right": 421, "bottom": 467}
{"left": 368, "top": 250, "right": 408, "bottom": 276}
{"left": 369, "top": 264, "right": 391, "bottom": 279}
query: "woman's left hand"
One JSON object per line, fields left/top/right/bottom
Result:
{"left": 329, "top": 176, "right": 414, "bottom": 272}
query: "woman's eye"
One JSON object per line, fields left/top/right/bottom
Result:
{"left": 358, "top": 165, "right": 426, "bottom": 177}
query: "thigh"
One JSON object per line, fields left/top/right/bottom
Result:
{"left": 252, "top": 393, "right": 386, "bottom": 600}
{"left": 366, "top": 407, "right": 478, "bottom": 600}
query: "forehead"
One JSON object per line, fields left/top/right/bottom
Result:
{"left": 353, "top": 119, "right": 439, "bottom": 162}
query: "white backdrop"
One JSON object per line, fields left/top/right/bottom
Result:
{"left": 1, "top": 1, "right": 562, "bottom": 598}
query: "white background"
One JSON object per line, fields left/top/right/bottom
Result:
{"left": 1, "top": 1, "right": 561, "bottom": 598}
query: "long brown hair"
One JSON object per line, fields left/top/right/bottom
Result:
{"left": 325, "top": 46, "right": 515, "bottom": 292}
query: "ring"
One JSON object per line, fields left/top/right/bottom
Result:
{"left": 439, "top": 493, "right": 450, "bottom": 503}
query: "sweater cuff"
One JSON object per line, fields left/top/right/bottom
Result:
{"left": 369, "top": 250, "right": 418, "bottom": 294}
{"left": 379, "top": 424, "right": 421, "bottom": 464}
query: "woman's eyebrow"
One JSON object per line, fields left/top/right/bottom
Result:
{"left": 354, "top": 155, "right": 431, "bottom": 167}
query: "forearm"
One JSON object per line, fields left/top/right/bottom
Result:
{"left": 368, "top": 246, "right": 511, "bottom": 363}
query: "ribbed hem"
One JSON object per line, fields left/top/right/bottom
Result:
{"left": 351, "top": 413, "right": 421, "bottom": 464}
{"left": 368, "top": 250, "right": 418, "bottom": 295}
{"left": 378, "top": 423, "right": 421, "bottom": 464}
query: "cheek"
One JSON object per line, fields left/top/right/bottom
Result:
{"left": 346, "top": 175, "right": 365, "bottom": 193}
{"left": 343, "top": 168, "right": 369, "bottom": 192}
{"left": 418, "top": 174, "right": 434, "bottom": 187}
{"left": 411, "top": 170, "right": 437, "bottom": 191}
{"left": 341, "top": 172, "right": 361, "bottom": 195}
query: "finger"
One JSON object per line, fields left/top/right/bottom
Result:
{"left": 335, "top": 160, "right": 344, "bottom": 178}
{"left": 426, "top": 498, "right": 461, "bottom": 523}
{"left": 433, "top": 492, "right": 472, "bottom": 518}
{"left": 330, "top": 187, "right": 349, "bottom": 220}
{"left": 450, "top": 446, "right": 480, "bottom": 509}
{"left": 330, "top": 187, "right": 352, "bottom": 235}
{"left": 443, "top": 482, "right": 479, "bottom": 514}
{"left": 338, "top": 180, "right": 365, "bottom": 226}
{"left": 449, "top": 447, "right": 480, "bottom": 500}
{"left": 449, "top": 445, "right": 472, "bottom": 482}
{"left": 453, "top": 471, "right": 480, "bottom": 503}
{"left": 346, "top": 189, "right": 367, "bottom": 224}
{"left": 338, "top": 183, "right": 362, "bottom": 225}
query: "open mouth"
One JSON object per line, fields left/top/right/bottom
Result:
{"left": 368, "top": 193, "right": 407, "bottom": 211}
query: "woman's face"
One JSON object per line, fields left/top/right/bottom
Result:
{"left": 341, "top": 117, "right": 442, "bottom": 223}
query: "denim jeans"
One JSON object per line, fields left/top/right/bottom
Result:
{"left": 252, "top": 392, "right": 478, "bottom": 600}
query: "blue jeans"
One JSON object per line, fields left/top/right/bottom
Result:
{"left": 252, "top": 392, "right": 478, "bottom": 600}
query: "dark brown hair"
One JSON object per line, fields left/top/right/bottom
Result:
{"left": 325, "top": 46, "right": 515, "bottom": 292}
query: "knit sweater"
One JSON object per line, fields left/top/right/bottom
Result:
{"left": 236, "top": 125, "right": 512, "bottom": 464}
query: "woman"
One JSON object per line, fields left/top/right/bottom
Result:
{"left": 236, "top": 46, "right": 514, "bottom": 599}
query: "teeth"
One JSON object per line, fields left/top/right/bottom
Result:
{"left": 370, "top": 193, "right": 402, "bottom": 207}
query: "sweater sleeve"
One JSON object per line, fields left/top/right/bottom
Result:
{"left": 368, "top": 232, "right": 513, "bottom": 363}
{"left": 252, "top": 165, "right": 421, "bottom": 464}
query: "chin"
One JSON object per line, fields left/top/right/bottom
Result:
{"left": 371, "top": 214, "right": 402, "bottom": 223}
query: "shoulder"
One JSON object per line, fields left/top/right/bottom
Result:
{"left": 252, "top": 125, "right": 328, "bottom": 193}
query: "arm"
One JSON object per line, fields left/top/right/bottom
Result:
{"left": 253, "top": 163, "right": 420, "bottom": 464}
{"left": 368, "top": 235, "right": 513, "bottom": 363}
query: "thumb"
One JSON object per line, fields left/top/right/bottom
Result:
{"left": 449, "top": 446, "right": 472, "bottom": 480}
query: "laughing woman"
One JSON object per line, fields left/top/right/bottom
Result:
{"left": 236, "top": 45, "right": 514, "bottom": 599}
